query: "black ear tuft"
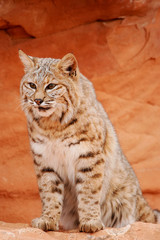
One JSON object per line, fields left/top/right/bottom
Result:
{"left": 66, "top": 66, "right": 73, "bottom": 72}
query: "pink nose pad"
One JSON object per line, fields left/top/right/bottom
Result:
{"left": 34, "top": 99, "right": 43, "bottom": 105}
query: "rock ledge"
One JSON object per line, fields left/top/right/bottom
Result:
{"left": 0, "top": 221, "right": 160, "bottom": 240}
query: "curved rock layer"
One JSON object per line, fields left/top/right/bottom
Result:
{"left": 0, "top": 0, "right": 159, "bottom": 38}
{"left": 0, "top": 0, "right": 160, "bottom": 235}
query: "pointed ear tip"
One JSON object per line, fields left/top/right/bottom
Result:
{"left": 18, "top": 49, "right": 25, "bottom": 57}
{"left": 63, "top": 53, "right": 76, "bottom": 59}
{"left": 68, "top": 53, "right": 76, "bottom": 58}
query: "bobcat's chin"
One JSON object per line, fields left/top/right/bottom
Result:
{"left": 33, "top": 106, "right": 55, "bottom": 117}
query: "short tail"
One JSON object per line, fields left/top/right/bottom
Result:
{"left": 136, "top": 195, "right": 160, "bottom": 224}
{"left": 153, "top": 209, "right": 160, "bottom": 223}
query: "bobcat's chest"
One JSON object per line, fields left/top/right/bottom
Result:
{"left": 31, "top": 135, "right": 80, "bottom": 183}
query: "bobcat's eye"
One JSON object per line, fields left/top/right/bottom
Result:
{"left": 46, "top": 83, "right": 56, "bottom": 90}
{"left": 29, "top": 82, "right": 36, "bottom": 89}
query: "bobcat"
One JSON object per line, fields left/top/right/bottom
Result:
{"left": 19, "top": 50, "right": 160, "bottom": 233}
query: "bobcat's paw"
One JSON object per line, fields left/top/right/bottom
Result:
{"left": 79, "top": 218, "right": 104, "bottom": 233}
{"left": 31, "top": 216, "right": 59, "bottom": 231}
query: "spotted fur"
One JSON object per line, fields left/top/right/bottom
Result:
{"left": 19, "top": 50, "right": 160, "bottom": 233}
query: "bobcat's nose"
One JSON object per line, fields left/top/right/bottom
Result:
{"left": 34, "top": 98, "right": 43, "bottom": 105}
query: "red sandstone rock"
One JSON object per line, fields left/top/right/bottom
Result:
{"left": 0, "top": 0, "right": 160, "bottom": 227}
{"left": 0, "top": 221, "right": 160, "bottom": 240}
{"left": 1, "top": 0, "right": 160, "bottom": 38}
{"left": 0, "top": 221, "right": 55, "bottom": 240}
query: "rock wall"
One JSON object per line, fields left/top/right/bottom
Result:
{"left": 0, "top": 0, "right": 159, "bottom": 38}
{"left": 0, "top": 0, "right": 160, "bottom": 238}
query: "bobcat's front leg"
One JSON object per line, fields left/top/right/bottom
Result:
{"left": 32, "top": 165, "right": 64, "bottom": 231}
{"left": 76, "top": 153, "right": 105, "bottom": 233}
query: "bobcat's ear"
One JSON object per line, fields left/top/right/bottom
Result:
{"left": 19, "top": 50, "right": 34, "bottom": 71}
{"left": 57, "top": 53, "right": 79, "bottom": 80}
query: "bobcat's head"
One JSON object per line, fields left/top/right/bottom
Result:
{"left": 19, "top": 50, "right": 81, "bottom": 123}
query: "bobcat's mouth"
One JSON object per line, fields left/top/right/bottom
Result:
{"left": 33, "top": 105, "right": 54, "bottom": 118}
{"left": 38, "top": 106, "right": 51, "bottom": 111}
